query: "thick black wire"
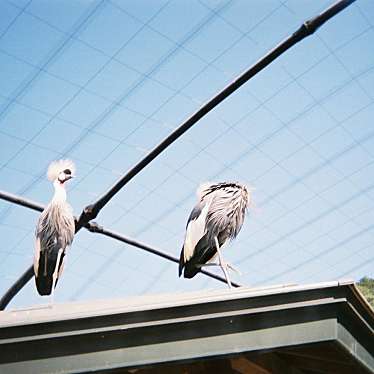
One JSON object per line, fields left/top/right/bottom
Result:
{"left": 86, "top": 222, "right": 241, "bottom": 287}
{"left": 0, "top": 191, "right": 239, "bottom": 309}
{"left": 0, "top": 0, "right": 356, "bottom": 309}
{"left": 76, "top": 0, "right": 356, "bottom": 230}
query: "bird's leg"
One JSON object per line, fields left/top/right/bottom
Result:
{"left": 226, "top": 263, "right": 242, "bottom": 276}
{"left": 196, "top": 263, "right": 217, "bottom": 267}
{"left": 50, "top": 249, "right": 62, "bottom": 307}
{"left": 197, "top": 262, "right": 241, "bottom": 275}
{"left": 214, "top": 237, "right": 232, "bottom": 289}
{"left": 50, "top": 286, "right": 54, "bottom": 307}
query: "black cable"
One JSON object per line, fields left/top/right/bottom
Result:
{"left": 0, "top": 190, "right": 44, "bottom": 212}
{"left": 86, "top": 222, "right": 241, "bottom": 288}
{"left": 76, "top": 0, "right": 356, "bottom": 230}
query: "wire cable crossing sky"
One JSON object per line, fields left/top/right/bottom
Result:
{"left": 0, "top": 0, "right": 373, "bottom": 309}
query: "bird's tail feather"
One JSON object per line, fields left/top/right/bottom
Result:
{"left": 35, "top": 247, "right": 64, "bottom": 296}
{"left": 183, "top": 263, "right": 201, "bottom": 278}
{"left": 180, "top": 235, "right": 215, "bottom": 279}
{"left": 35, "top": 274, "right": 53, "bottom": 296}
{"left": 179, "top": 242, "right": 209, "bottom": 278}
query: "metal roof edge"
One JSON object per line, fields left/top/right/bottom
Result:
{"left": 0, "top": 280, "right": 356, "bottom": 327}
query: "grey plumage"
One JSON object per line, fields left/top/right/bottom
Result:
{"left": 179, "top": 182, "right": 249, "bottom": 281}
{"left": 34, "top": 160, "right": 75, "bottom": 296}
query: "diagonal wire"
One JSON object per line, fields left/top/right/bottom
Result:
{"left": 0, "top": 0, "right": 106, "bottom": 121}
{"left": 0, "top": 0, "right": 33, "bottom": 40}
{"left": 76, "top": 0, "right": 357, "bottom": 229}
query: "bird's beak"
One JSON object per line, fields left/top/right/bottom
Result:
{"left": 65, "top": 175, "right": 73, "bottom": 181}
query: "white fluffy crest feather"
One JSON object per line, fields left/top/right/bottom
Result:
{"left": 47, "top": 159, "right": 76, "bottom": 181}
{"left": 196, "top": 182, "right": 214, "bottom": 200}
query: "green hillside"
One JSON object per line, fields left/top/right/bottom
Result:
{"left": 357, "top": 277, "right": 374, "bottom": 308}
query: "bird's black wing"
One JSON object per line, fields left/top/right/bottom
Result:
{"left": 180, "top": 193, "right": 231, "bottom": 278}
{"left": 35, "top": 233, "right": 65, "bottom": 295}
{"left": 179, "top": 200, "right": 207, "bottom": 276}
{"left": 182, "top": 229, "right": 228, "bottom": 278}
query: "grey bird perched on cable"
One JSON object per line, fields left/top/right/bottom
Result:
{"left": 34, "top": 159, "right": 76, "bottom": 298}
{"left": 179, "top": 182, "right": 249, "bottom": 288}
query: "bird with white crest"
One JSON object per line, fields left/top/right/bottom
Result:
{"left": 34, "top": 159, "right": 76, "bottom": 299}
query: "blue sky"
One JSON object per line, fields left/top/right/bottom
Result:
{"left": 0, "top": 0, "right": 374, "bottom": 309}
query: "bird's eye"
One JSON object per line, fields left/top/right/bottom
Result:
{"left": 63, "top": 169, "right": 71, "bottom": 175}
